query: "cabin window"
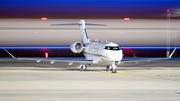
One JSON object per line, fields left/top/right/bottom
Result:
{"left": 104, "top": 46, "right": 121, "bottom": 50}
{"left": 89, "top": 47, "right": 99, "bottom": 52}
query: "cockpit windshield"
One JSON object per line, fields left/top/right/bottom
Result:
{"left": 104, "top": 46, "right": 121, "bottom": 51}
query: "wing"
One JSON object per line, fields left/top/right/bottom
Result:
{"left": 3, "top": 48, "right": 93, "bottom": 64}
{"left": 121, "top": 48, "right": 176, "bottom": 63}
{"left": 122, "top": 57, "right": 167, "bottom": 63}
{"left": 17, "top": 57, "right": 93, "bottom": 64}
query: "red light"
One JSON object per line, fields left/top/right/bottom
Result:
{"left": 167, "top": 9, "right": 170, "bottom": 12}
{"left": 41, "top": 17, "right": 47, "bottom": 20}
{"left": 45, "top": 53, "right": 48, "bottom": 58}
{"left": 124, "top": 17, "right": 130, "bottom": 21}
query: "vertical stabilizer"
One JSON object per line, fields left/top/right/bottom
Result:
{"left": 78, "top": 20, "right": 90, "bottom": 44}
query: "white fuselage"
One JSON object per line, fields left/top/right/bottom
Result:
{"left": 83, "top": 41, "right": 123, "bottom": 65}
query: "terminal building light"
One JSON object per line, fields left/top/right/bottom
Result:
{"left": 41, "top": 17, "right": 47, "bottom": 20}
{"left": 124, "top": 17, "right": 130, "bottom": 21}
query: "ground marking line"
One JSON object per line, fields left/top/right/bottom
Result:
{"left": 96, "top": 71, "right": 180, "bottom": 81}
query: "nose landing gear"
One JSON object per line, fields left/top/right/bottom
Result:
{"left": 111, "top": 63, "right": 117, "bottom": 73}
{"left": 106, "top": 63, "right": 117, "bottom": 73}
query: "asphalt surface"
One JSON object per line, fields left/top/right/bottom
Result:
{"left": 0, "top": 59, "right": 180, "bottom": 101}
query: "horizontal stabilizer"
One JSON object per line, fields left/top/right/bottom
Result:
{"left": 50, "top": 20, "right": 107, "bottom": 44}
{"left": 85, "top": 23, "right": 107, "bottom": 26}
{"left": 50, "top": 23, "right": 81, "bottom": 26}
{"left": 50, "top": 23, "right": 107, "bottom": 26}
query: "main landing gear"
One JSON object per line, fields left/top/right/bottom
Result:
{"left": 78, "top": 64, "right": 87, "bottom": 71}
{"left": 78, "top": 64, "right": 117, "bottom": 73}
{"left": 106, "top": 65, "right": 112, "bottom": 71}
{"left": 106, "top": 64, "right": 117, "bottom": 73}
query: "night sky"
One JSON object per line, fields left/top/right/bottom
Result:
{"left": 1, "top": 0, "right": 180, "bottom": 19}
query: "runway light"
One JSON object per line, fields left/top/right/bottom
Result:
{"left": 41, "top": 17, "right": 47, "bottom": 20}
{"left": 124, "top": 17, "right": 130, "bottom": 21}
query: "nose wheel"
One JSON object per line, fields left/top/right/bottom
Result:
{"left": 112, "top": 69, "right": 117, "bottom": 73}
{"left": 111, "top": 63, "right": 117, "bottom": 73}
{"left": 106, "top": 64, "right": 117, "bottom": 73}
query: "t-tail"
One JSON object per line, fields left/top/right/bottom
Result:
{"left": 50, "top": 20, "right": 106, "bottom": 44}
{"left": 78, "top": 20, "right": 90, "bottom": 44}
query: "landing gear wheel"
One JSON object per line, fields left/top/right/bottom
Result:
{"left": 112, "top": 69, "right": 117, "bottom": 73}
{"left": 80, "top": 66, "right": 83, "bottom": 71}
{"left": 106, "top": 66, "right": 109, "bottom": 71}
{"left": 111, "top": 63, "right": 117, "bottom": 73}
{"left": 84, "top": 66, "right": 87, "bottom": 71}
{"left": 106, "top": 66, "right": 112, "bottom": 71}
{"left": 80, "top": 65, "right": 87, "bottom": 71}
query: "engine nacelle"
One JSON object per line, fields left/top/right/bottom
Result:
{"left": 70, "top": 42, "right": 84, "bottom": 53}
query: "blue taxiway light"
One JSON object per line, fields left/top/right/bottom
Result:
{"left": 121, "top": 46, "right": 179, "bottom": 49}
{"left": 0, "top": 46, "right": 179, "bottom": 49}
{"left": 0, "top": 46, "right": 70, "bottom": 49}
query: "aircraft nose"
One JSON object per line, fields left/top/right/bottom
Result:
{"left": 108, "top": 50, "right": 123, "bottom": 61}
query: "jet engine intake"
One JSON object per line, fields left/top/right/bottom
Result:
{"left": 70, "top": 42, "right": 84, "bottom": 53}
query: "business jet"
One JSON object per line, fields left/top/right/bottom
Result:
{"left": 4, "top": 20, "right": 176, "bottom": 73}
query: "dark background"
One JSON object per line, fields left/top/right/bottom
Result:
{"left": 0, "top": 0, "right": 180, "bottom": 57}
{"left": 1, "top": 0, "right": 180, "bottom": 19}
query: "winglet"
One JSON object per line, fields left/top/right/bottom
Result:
{"left": 3, "top": 48, "right": 16, "bottom": 59}
{"left": 169, "top": 48, "right": 176, "bottom": 58}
